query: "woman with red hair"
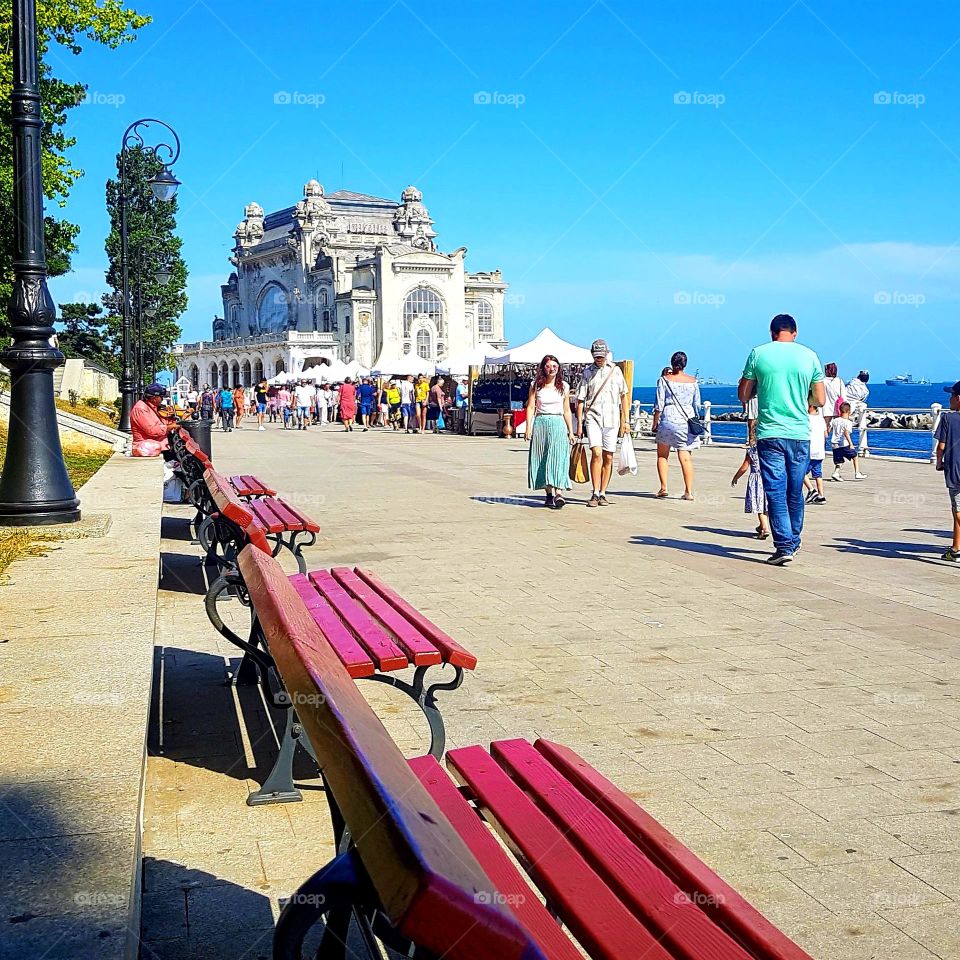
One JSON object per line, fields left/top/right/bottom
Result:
{"left": 524, "top": 354, "right": 575, "bottom": 509}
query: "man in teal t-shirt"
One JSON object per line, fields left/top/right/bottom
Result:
{"left": 739, "top": 314, "right": 825, "bottom": 565}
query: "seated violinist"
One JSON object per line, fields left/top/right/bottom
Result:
{"left": 131, "top": 383, "right": 179, "bottom": 457}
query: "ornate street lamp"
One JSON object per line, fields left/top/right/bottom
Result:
{"left": 0, "top": 0, "right": 80, "bottom": 525}
{"left": 117, "top": 119, "right": 180, "bottom": 433}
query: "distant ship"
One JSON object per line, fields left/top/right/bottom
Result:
{"left": 884, "top": 374, "right": 930, "bottom": 386}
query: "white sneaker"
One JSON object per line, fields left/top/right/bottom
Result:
{"left": 854, "top": 472, "right": 866, "bottom": 480}
{"left": 831, "top": 471, "right": 843, "bottom": 482}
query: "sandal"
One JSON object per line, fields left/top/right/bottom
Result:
{"left": 755, "top": 530, "right": 769, "bottom": 540}
{"left": 553, "top": 496, "right": 566, "bottom": 510}
{"left": 656, "top": 490, "right": 669, "bottom": 498}
{"left": 680, "top": 493, "right": 694, "bottom": 501}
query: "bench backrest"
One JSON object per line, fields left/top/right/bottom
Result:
{"left": 203, "top": 468, "right": 272, "bottom": 556}
{"left": 237, "top": 545, "right": 543, "bottom": 960}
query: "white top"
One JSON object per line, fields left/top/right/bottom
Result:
{"left": 399, "top": 380, "right": 414, "bottom": 404}
{"left": 845, "top": 378, "right": 869, "bottom": 403}
{"left": 576, "top": 362, "right": 627, "bottom": 428}
{"left": 809, "top": 410, "right": 827, "bottom": 460}
{"left": 295, "top": 385, "right": 314, "bottom": 406}
{"left": 830, "top": 416, "right": 853, "bottom": 448}
{"left": 535, "top": 383, "right": 567, "bottom": 415}
{"left": 823, "top": 376, "right": 844, "bottom": 414}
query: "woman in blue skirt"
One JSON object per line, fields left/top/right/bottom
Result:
{"left": 525, "top": 354, "right": 575, "bottom": 509}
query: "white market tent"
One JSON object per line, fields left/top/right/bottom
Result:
{"left": 484, "top": 327, "right": 593, "bottom": 366}
{"left": 371, "top": 351, "right": 434, "bottom": 377}
{"left": 435, "top": 346, "right": 489, "bottom": 375}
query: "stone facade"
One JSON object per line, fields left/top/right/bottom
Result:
{"left": 173, "top": 181, "right": 507, "bottom": 388}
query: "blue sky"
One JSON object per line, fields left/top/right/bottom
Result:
{"left": 46, "top": 0, "right": 960, "bottom": 382}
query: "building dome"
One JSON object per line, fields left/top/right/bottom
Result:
{"left": 304, "top": 179, "right": 324, "bottom": 198}
{"left": 401, "top": 185, "right": 422, "bottom": 203}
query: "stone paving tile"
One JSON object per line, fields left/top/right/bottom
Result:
{"left": 139, "top": 429, "right": 960, "bottom": 959}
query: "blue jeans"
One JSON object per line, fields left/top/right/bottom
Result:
{"left": 757, "top": 438, "right": 810, "bottom": 554}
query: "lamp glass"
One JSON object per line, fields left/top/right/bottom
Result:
{"left": 149, "top": 167, "right": 180, "bottom": 202}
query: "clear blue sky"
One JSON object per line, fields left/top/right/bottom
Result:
{"left": 46, "top": 0, "right": 960, "bottom": 382}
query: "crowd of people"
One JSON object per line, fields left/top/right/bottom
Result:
{"left": 182, "top": 373, "right": 470, "bottom": 435}
{"left": 520, "top": 318, "right": 960, "bottom": 566}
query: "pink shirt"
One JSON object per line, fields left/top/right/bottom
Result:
{"left": 130, "top": 399, "right": 170, "bottom": 456}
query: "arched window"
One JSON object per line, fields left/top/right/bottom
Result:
{"left": 208, "top": 363, "right": 218, "bottom": 388}
{"left": 416, "top": 328, "right": 432, "bottom": 360}
{"left": 241, "top": 360, "right": 252, "bottom": 386}
{"left": 477, "top": 300, "right": 494, "bottom": 337}
{"left": 257, "top": 283, "right": 289, "bottom": 334}
{"left": 274, "top": 357, "right": 285, "bottom": 375}
{"left": 230, "top": 361, "right": 240, "bottom": 387}
{"left": 344, "top": 313, "right": 351, "bottom": 335}
{"left": 322, "top": 310, "right": 330, "bottom": 332}
{"left": 229, "top": 304, "right": 240, "bottom": 337}
{"left": 253, "top": 358, "right": 264, "bottom": 384}
{"left": 403, "top": 288, "right": 443, "bottom": 338}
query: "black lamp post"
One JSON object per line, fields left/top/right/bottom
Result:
{"left": 0, "top": 0, "right": 80, "bottom": 526}
{"left": 117, "top": 119, "right": 180, "bottom": 433}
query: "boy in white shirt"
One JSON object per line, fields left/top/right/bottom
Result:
{"left": 829, "top": 402, "right": 866, "bottom": 481}
{"left": 804, "top": 401, "right": 828, "bottom": 503}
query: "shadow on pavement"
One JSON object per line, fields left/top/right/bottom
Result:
{"left": 684, "top": 525, "right": 758, "bottom": 539}
{"left": 148, "top": 646, "right": 319, "bottom": 789}
{"left": 902, "top": 527, "right": 951, "bottom": 539}
{"left": 158, "top": 550, "right": 215, "bottom": 597}
{"left": 159, "top": 514, "right": 195, "bottom": 543}
{"left": 630, "top": 534, "right": 769, "bottom": 563}
{"left": 828, "top": 537, "right": 948, "bottom": 565}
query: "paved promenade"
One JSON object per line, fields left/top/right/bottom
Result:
{"left": 147, "top": 426, "right": 960, "bottom": 960}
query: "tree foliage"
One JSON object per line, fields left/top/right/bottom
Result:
{"left": 103, "top": 144, "right": 187, "bottom": 384}
{"left": 57, "top": 300, "right": 118, "bottom": 373}
{"left": 0, "top": 1, "right": 150, "bottom": 334}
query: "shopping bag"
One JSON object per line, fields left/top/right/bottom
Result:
{"left": 618, "top": 436, "right": 638, "bottom": 476}
{"left": 436, "top": 411, "right": 445, "bottom": 430}
{"left": 569, "top": 440, "right": 590, "bottom": 483}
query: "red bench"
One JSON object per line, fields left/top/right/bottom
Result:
{"left": 239, "top": 544, "right": 814, "bottom": 960}
{"left": 207, "top": 561, "right": 477, "bottom": 804}
{"left": 199, "top": 465, "right": 319, "bottom": 574}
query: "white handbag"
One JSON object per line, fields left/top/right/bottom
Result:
{"left": 618, "top": 437, "right": 638, "bottom": 476}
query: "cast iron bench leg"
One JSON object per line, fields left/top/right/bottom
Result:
{"left": 247, "top": 702, "right": 304, "bottom": 806}
{"left": 357, "top": 664, "right": 463, "bottom": 759}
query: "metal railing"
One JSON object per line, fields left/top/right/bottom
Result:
{"left": 630, "top": 400, "right": 945, "bottom": 462}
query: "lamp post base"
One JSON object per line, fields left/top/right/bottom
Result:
{"left": 0, "top": 503, "right": 82, "bottom": 526}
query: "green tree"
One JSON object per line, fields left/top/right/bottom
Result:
{"left": 0, "top": 2, "right": 151, "bottom": 335}
{"left": 103, "top": 145, "right": 187, "bottom": 384}
{"left": 57, "top": 301, "right": 119, "bottom": 373}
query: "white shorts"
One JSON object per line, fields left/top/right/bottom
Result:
{"left": 585, "top": 421, "right": 618, "bottom": 452}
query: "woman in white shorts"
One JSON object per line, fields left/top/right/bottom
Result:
{"left": 652, "top": 351, "right": 701, "bottom": 500}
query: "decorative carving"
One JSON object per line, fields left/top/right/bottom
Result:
{"left": 294, "top": 178, "right": 332, "bottom": 230}
{"left": 234, "top": 201, "right": 265, "bottom": 248}
{"left": 393, "top": 184, "right": 437, "bottom": 250}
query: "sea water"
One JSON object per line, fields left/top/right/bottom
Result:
{"left": 632, "top": 383, "right": 954, "bottom": 460}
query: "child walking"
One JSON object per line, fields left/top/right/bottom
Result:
{"left": 731, "top": 425, "right": 769, "bottom": 539}
{"left": 804, "top": 400, "right": 828, "bottom": 504}
{"left": 829, "top": 402, "right": 866, "bottom": 481}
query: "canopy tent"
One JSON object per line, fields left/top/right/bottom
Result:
{"left": 370, "top": 351, "right": 434, "bottom": 377}
{"left": 435, "top": 346, "right": 489, "bottom": 375}
{"left": 484, "top": 327, "right": 593, "bottom": 366}
{"left": 343, "top": 359, "right": 371, "bottom": 379}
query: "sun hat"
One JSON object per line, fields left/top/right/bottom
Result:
{"left": 591, "top": 338, "right": 609, "bottom": 357}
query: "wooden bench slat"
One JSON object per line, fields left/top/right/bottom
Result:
{"left": 308, "top": 570, "right": 409, "bottom": 672}
{"left": 353, "top": 568, "right": 478, "bottom": 670}
{"left": 246, "top": 498, "right": 288, "bottom": 534}
{"left": 534, "top": 740, "right": 815, "bottom": 960}
{"left": 331, "top": 568, "right": 442, "bottom": 667}
{"left": 410, "top": 755, "right": 583, "bottom": 960}
{"left": 264, "top": 498, "right": 308, "bottom": 532}
{"left": 447, "top": 745, "right": 676, "bottom": 960}
{"left": 230, "top": 474, "right": 277, "bottom": 497}
{"left": 279, "top": 501, "right": 321, "bottom": 533}
{"left": 288, "top": 575, "right": 376, "bottom": 678}
{"left": 492, "top": 739, "right": 756, "bottom": 960}
{"left": 203, "top": 468, "right": 272, "bottom": 555}
{"left": 238, "top": 546, "right": 543, "bottom": 960}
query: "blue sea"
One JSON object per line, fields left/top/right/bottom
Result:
{"left": 633, "top": 383, "right": 953, "bottom": 460}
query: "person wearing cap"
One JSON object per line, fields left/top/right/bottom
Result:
{"left": 575, "top": 339, "right": 629, "bottom": 507}
{"left": 844, "top": 370, "right": 870, "bottom": 450}
{"left": 935, "top": 381, "right": 960, "bottom": 562}
{"left": 130, "top": 383, "right": 177, "bottom": 457}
